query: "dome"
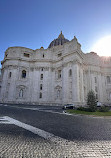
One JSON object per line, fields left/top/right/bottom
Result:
{"left": 48, "top": 31, "right": 69, "bottom": 48}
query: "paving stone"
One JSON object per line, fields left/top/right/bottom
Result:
{"left": 1, "top": 130, "right": 111, "bottom": 158}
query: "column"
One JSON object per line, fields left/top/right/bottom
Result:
{"left": 72, "top": 64, "right": 80, "bottom": 103}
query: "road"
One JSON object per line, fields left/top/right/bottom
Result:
{"left": 0, "top": 104, "right": 111, "bottom": 158}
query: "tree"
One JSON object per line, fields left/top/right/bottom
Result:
{"left": 87, "top": 90, "right": 97, "bottom": 112}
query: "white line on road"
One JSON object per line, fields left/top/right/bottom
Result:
{"left": 0, "top": 117, "right": 12, "bottom": 124}
{"left": 0, "top": 121, "right": 12, "bottom": 124}
{"left": 0, "top": 116, "right": 68, "bottom": 143}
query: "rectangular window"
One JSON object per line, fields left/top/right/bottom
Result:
{"left": 95, "top": 77, "right": 97, "bottom": 83}
{"left": 40, "top": 92, "right": 42, "bottom": 98}
{"left": 40, "top": 84, "right": 43, "bottom": 90}
{"left": 69, "top": 69, "right": 72, "bottom": 77}
{"left": 9, "top": 72, "right": 12, "bottom": 78}
{"left": 0, "top": 86, "right": 1, "bottom": 94}
{"left": 69, "top": 91, "right": 72, "bottom": 99}
{"left": 107, "top": 76, "right": 110, "bottom": 83}
{"left": 24, "top": 53, "right": 30, "bottom": 58}
{"left": 96, "top": 94, "right": 98, "bottom": 99}
{"left": 95, "top": 86, "right": 97, "bottom": 92}
{"left": 40, "top": 74, "right": 43, "bottom": 80}
{"left": 58, "top": 53, "right": 62, "bottom": 57}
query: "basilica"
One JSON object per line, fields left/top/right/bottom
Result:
{"left": 0, "top": 32, "right": 111, "bottom": 106}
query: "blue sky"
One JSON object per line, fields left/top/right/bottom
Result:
{"left": 0, "top": 0, "right": 111, "bottom": 67}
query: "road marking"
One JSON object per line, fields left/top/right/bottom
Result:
{"left": 0, "top": 116, "right": 68, "bottom": 143}
{"left": 0, "top": 117, "right": 12, "bottom": 124}
{"left": 0, "top": 121, "right": 12, "bottom": 124}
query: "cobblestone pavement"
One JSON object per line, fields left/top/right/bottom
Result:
{"left": 1, "top": 125, "right": 111, "bottom": 158}
{"left": 1, "top": 104, "right": 111, "bottom": 157}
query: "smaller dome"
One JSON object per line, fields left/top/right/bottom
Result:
{"left": 48, "top": 31, "right": 69, "bottom": 48}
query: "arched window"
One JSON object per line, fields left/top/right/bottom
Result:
{"left": 57, "top": 90, "right": 60, "bottom": 98}
{"left": 58, "top": 70, "right": 61, "bottom": 79}
{"left": 9, "top": 72, "right": 12, "bottom": 78}
{"left": 19, "top": 89, "right": 23, "bottom": 98}
{"left": 22, "top": 70, "right": 26, "bottom": 78}
{"left": 69, "top": 69, "right": 72, "bottom": 77}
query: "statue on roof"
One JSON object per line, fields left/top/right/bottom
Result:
{"left": 58, "top": 31, "right": 64, "bottom": 39}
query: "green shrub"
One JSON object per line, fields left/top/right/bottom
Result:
{"left": 98, "top": 106, "right": 110, "bottom": 112}
{"left": 77, "top": 107, "right": 94, "bottom": 112}
{"left": 84, "top": 108, "right": 94, "bottom": 112}
{"left": 87, "top": 90, "right": 97, "bottom": 112}
{"left": 77, "top": 107, "right": 86, "bottom": 111}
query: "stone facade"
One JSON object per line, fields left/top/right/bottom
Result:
{"left": 0, "top": 32, "right": 111, "bottom": 106}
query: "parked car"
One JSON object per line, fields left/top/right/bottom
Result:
{"left": 63, "top": 104, "right": 75, "bottom": 109}
{"left": 97, "top": 101, "right": 102, "bottom": 107}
